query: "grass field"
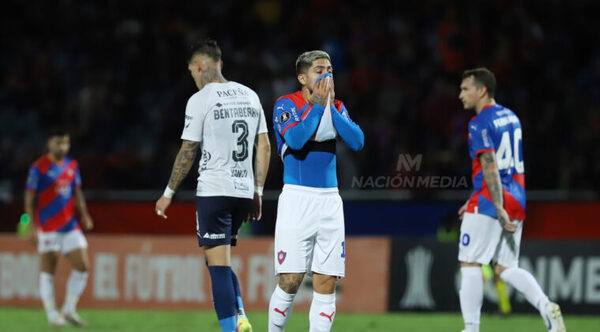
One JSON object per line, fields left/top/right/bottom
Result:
{"left": 0, "top": 308, "right": 598, "bottom": 331}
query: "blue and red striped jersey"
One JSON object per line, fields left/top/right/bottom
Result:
{"left": 26, "top": 155, "right": 81, "bottom": 232}
{"left": 466, "top": 104, "right": 526, "bottom": 220}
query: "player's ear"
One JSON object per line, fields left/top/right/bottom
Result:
{"left": 297, "top": 73, "right": 307, "bottom": 85}
{"left": 479, "top": 85, "right": 488, "bottom": 98}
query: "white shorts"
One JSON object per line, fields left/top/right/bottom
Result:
{"left": 37, "top": 229, "right": 88, "bottom": 255}
{"left": 458, "top": 212, "right": 522, "bottom": 268}
{"left": 274, "top": 184, "right": 345, "bottom": 277}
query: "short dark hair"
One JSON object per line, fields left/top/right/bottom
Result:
{"left": 295, "top": 50, "right": 331, "bottom": 75}
{"left": 46, "top": 126, "right": 70, "bottom": 140}
{"left": 462, "top": 68, "right": 496, "bottom": 98}
{"left": 188, "top": 39, "right": 222, "bottom": 63}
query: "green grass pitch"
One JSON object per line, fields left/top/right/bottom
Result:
{"left": 0, "top": 308, "right": 598, "bottom": 331}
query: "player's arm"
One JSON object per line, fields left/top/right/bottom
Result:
{"left": 250, "top": 133, "right": 271, "bottom": 220}
{"left": 330, "top": 103, "right": 364, "bottom": 151}
{"left": 73, "top": 165, "right": 93, "bottom": 230}
{"left": 24, "top": 166, "right": 39, "bottom": 245}
{"left": 155, "top": 140, "right": 199, "bottom": 219}
{"left": 24, "top": 190, "right": 37, "bottom": 245}
{"left": 74, "top": 187, "right": 93, "bottom": 230}
{"left": 479, "top": 151, "right": 517, "bottom": 233}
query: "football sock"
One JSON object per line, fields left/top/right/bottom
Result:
{"left": 500, "top": 267, "right": 549, "bottom": 315}
{"left": 460, "top": 266, "right": 483, "bottom": 332}
{"left": 230, "top": 269, "right": 246, "bottom": 316}
{"left": 268, "top": 285, "right": 296, "bottom": 332}
{"left": 309, "top": 291, "right": 336, "bottom": 332}
{"left": 62, "top": 270, "right": 88, "bottom": 314}
{"left": 40, "top": 272, "right": 59, "bottom": 321}
{"left": 208, "top": 266, "right": 237, "bottom": 332}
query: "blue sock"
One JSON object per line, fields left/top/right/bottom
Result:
{"left": 231, "top": 270, "right": 244, "bottom": 312}
{"left": 208, "top": 266, "right": 237, "bottom": 332}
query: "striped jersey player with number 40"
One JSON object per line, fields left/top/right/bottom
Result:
{"left": 457, "top": 68, "right": 566, "bottom": 332}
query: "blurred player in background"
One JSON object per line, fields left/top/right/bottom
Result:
{"left": 457, "top": 68, "right": 566, "bottom": 332}
{"left": 155, "top": 39, "right": 270, "bottom": 332}
{"left": 268, "top": 50, "right": 364, "bottom": 332}
{"left": 24, "top": 127, "right": 93, "bottom": 327}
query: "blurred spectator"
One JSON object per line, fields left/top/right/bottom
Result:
{"left": 1, "top": 0, "right": 599, "bottom": 194}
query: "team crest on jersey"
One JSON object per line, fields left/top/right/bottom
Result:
{"left": 277, "top": 250, "right": 287, "bottom": 264}
{"left": 280, "top": 112, "right": 291, "bottom": 123}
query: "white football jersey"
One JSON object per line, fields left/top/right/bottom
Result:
{"left": 181, "top": 81, "right": 268, "bottom": 199}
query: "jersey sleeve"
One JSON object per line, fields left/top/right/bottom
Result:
{"left": 273, "top": 97, "right": 325, "bottom": 150}
{"left": 331, "top": 102, "right": 364, "bottom": 151}
{"left": 25, "top": 166, "right": 40, "bottom": 192}
{"left": 273, "top": 97, "right": 302, "bottom": 137}
{"left": 181, "top": 93, "right": 206, "bottom": 142}
{"left": 468, "top": 118, "right": 495, "bottom": 158}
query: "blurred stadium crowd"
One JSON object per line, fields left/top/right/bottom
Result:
{"left": 1, "top": 0, "right": 599, "bottom": 193}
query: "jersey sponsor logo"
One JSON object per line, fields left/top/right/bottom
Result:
{"left": 280, "top": 111, "right": 291, "bottom": 123}
{"left": 481, "top": 129, "right": 491, "bottom": 147}
{"left": 202, "top": 232, "right": 226, "bottom": 240}
{"left": 213, "top": 107, "right": 260, "bottom": 120}
{"left": 215, "top": 88, "right": 249, "bottom": 98}
{"left": 277, "top": 250, "right": 286, "bottom": 264}
{"left": 230, "top": 167, "right": 248, "bottom": 178}
{"left": 56, "top": 179, "right": 72, "bottom": 198}
{"left": 200, "top": 150, "right": 211, "bottom": 171}
{"left": 185, "top": 115, "right": 193, "bottom": 128}
{"left": 233, "top": 181, "right": 249, "bottom": 192}
{"left": 493, "top": 115, "right": 519, "bottom": 128}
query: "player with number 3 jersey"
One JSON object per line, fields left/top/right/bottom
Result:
{"left": 155, "top": 39, "right": 270, "bottom": 332}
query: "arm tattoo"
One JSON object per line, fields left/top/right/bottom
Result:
{"left": 480, "top": 151, "right": 504, "bottom": 211}
{"left": 167, "top": 140, "right": 199, "bottom": 191}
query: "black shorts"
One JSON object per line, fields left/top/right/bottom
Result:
{"left": 195, "top": 196, "right": 252, "bottom": 247}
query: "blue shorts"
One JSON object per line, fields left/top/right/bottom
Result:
{"left": 195, "top": 196, "right": 252, "bottom": 247}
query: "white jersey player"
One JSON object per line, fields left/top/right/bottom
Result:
{"left": 155, "top": 39, "right": 271, "bottom": 332}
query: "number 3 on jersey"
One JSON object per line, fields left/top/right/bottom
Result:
{"left": 232, "top": 120, "right": 249, "bottom": 161}
{"left": 495, "top": 128, "right": 524, "bottom": 174}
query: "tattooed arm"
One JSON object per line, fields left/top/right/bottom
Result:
{"left": 167, "top": 140, "right": 200, "bottom": 191}
{"left": 479, "top": 151, "right": 517, "bottom": 232}
{"left": 155, "top": 140, "right": 199, "bottom": 219}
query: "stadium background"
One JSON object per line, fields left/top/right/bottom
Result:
{"left": 1, "top": 0, "right": 599, "bottom": 331}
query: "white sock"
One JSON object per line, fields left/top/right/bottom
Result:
{"left": 61, "top": 270, "right": 88, "bottom": 314}
{"left": 39, "top": 272, "right": 59, "bottom": 321}
{"left": 459, "top": 266, "right": 483, "bottom": 332}
{"left": 500, "top": 267, "right": 549, "bottom": 315}
{"left": 268, "top": 285, "right": 296, "bottom": 332}
{"left": 309, "top": 291, "right": 336, "bottom": 332}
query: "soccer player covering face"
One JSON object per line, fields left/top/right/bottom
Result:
{"left": 24, "top": 127, "right": 93, "bottom": 327}
{"left": 269, "top": 51, "right": 364, "bottom": 332}
{"left": 155, "top": 39, "right": 271, "bottom": 332}
{"left": 457, "top": 68, "right": 566, "bottom": 332}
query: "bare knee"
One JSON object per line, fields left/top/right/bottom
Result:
{"left": 494, "top": 264, "right": 508, "bottom": 277}
{"left": 65, "top": 249, "right": 90, "bottom": 272}
{"left": 278, "top": 273, "right": 304, "bottom": 294}
{"left": 460, "top": 261, "right": 481, "bottom": 268}
{"left": 313, "top": 273, "right": 337, "bottom": 294}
